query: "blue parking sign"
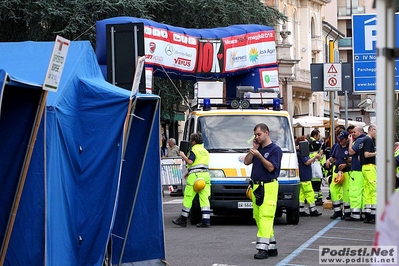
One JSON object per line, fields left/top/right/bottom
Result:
{"left": 352, "top": 14, "right": 399, "bottom": 93}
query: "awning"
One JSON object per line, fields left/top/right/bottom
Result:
{"left": 292, "top": 116, "right": 326, "bottom": 128}
{"left": 161, "top": 112, "right": 185, "bottom": 121}
{"left": 324, "top": 119, "right": 366, "bottom": 128}
{"left": 293, "top": 116, "right": 366, "bottom": 128}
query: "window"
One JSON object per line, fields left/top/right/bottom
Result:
{"left": 199, "top": 115, "right": 294, "bottom": 152}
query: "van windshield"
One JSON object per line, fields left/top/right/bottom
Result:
{"left": 198, "top": 115, "right": 295, "bottom": 153}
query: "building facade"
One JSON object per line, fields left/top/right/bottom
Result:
{"left": 267, "top": 0, "right": 344, "bottom": 137}
{"left": 325, "top": 0, "right": 377, "bottom": 125}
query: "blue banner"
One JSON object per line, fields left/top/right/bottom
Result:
{"left": 352, "top": 14, "right": 399, "bottom": 93}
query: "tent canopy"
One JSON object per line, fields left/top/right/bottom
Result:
{"left": 0, "top": 41, "right": 164, "bottom": 265}
{"left": 292, "top": 116, "right": 326, "bottom": 128}
{"left": 293, "top": 116, "right": 366, "bottom": 129}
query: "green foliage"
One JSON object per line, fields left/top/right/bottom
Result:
{"left": 0, "top": 0, "right": 286, "bottom": 122}
{"left": 0, "top": 0, "right": 169, "bottom": 43}
{"left": 146, "top": 0, "right": 286, "bottom": 29}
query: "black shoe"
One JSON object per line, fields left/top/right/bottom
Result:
{"left": 254, "top": 250, "right": 268, "bottom": 259}
{"left": 330, "top": 212, "right": 342, "bottom": 219}
{"left": 310, "top": 210, "right": 322, "bottom": 217}
{"left": 300, "top": 212, "right": 310, "bottom": 217}
{"left": 196, "top": 222, "right": 210, "bottom": 228}
{"left": 315, "top": 200, "right": 323, "bottom": 206}
{"left": 172, "top": 217, "right": 187, "bottom": 227}
{"left": 345, "top": 216, "right": 361, "bottom": 222}
{"left": 343, "top": 214, "right": 351, "bottom": 220}
{"left": 268, "top": 249, "right": 278, "bottom": 257}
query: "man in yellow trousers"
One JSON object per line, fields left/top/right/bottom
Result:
{"left": 244, "top": 123, "right": 282, "bottom": 260}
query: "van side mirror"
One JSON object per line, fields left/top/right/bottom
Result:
{"left": 179, "top": 140, "right": 190, "bottom": 155}
{"left": 298, "top": 141, "right": 309, "bottom": 157}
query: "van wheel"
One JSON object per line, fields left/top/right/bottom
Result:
{"left": 190, "top": 194, "right": 202, "bottom": 225}
{"left": 286, "top": 207, "right": 299, "bottom": 225}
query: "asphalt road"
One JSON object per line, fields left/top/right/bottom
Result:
{"left": 161, "top": 187, "right": 376, "bottom": 266}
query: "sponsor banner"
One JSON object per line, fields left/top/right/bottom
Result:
{"left": 196, "top": 39, "right": 224, "bottom": 75}
{"left": 144, "top": 26, "right": 197, "bottom": 73}
{"left": 223, "top": 31, "right": 276, "bottom": 73}
{"left": 319, "top": 246, "right": 397, "bottom": 265}
{"left": 143, "top": 25, "right": 276, "bottom": 76}
{"left": 259, "top": 67, "right": 279, "bottom": 89}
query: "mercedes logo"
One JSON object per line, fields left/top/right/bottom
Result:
{"left": 165, "top": 44, "right": 173, "bottom": 56}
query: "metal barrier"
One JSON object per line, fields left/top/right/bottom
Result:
{"left": 160, "top": 157, "right": 186, "bottom": 196}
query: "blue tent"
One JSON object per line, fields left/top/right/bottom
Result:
{"left": 0, "top": 41, "right": 165, "bottom": 265}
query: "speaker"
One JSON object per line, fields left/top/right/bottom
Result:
{"left": 179, "top": 140, "right": 190, "bottom": 155}
{"left": 106, "top": 23, "right": 146, "bottom": 93}
{"left": 299, "top": 141, "right": 310, "bottom": 157}
{"left": 310, "top": 63, "right": 324, "bottom": 92}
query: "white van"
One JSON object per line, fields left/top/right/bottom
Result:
{"left": 183, "top": 108, "right": 300, "bottom": 224}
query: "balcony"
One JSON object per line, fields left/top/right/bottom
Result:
{"left": 311, "top": 36, "right": 323, "bottom": 53}
{"left": 337, "top": 5, "right": 365, "bottom": 17}
{"left": 295, "top": 68, "right": 311, "bottom": 83}
{"left": 338, "top": 37, "right": 352, "bottom": 49}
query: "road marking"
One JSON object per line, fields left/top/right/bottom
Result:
{"left": 275, "top": 218, "right": 340, "bottom": 266}
{"left": 163, "top": 199, "right": 183, "bottom": 204}
{"left": 320, "top": 236, "right": 373, "bottom": 242}
{"left": 333, "top": 226, "right": 375, "bottom": 231}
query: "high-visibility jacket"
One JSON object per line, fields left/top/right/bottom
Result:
{"left": 187, "top": 144, "right": 210, "bottom": 174}
{"left": 395, "top": 149, "right": 399, "bottom": 177}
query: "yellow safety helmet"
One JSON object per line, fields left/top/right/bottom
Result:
{"left": 193, "top": 178, "right": 206, "bottom": 192}
{"left": 333, "top": 171, "right": 345, "bottom": 185}
{"left": 246, "top": 185, "right": 252, "bottom": 200}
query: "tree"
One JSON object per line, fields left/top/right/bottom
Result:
{"left": 0, "top": 0, "right": 168, "bottom": 43}
{"left": 0, "top": 0, "right": 286, "bottom": 122}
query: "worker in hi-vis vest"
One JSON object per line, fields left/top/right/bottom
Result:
{"left": 325, "top": 130, "right": 351, "bottom": 220}
{"left": 347, "top": 126, "right": 366, "bottom": 221}
{"left": 359, "top": 125, "right": 377, "bottom": 224}
{"left": 172, "top": 132, "right": 211, "bottom": 228}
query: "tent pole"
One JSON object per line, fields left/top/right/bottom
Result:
{"left": 123, "top": 99, "right": 134, "bottom": 153}
{"left": 0, "top": 90, "right": 48, "bottom": 265}
{"left": 102, "top": 97, "right": 137, "bottom": 266}
{"left": 375, "top": 0, "right": 397, "bottom": 222}
{"left": 118, "top": 98, "right": 160, "bottom": 265}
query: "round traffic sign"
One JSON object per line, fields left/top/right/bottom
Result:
{"left": 328, "top": 77, "right": 337, "bottom": 86}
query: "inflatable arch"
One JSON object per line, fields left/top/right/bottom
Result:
{"left": 96, "top": 17, "right": 280, "bottom": 95}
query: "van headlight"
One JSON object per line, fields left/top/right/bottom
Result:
{"left": 209, "top": 169, "right": 226, "bottom": 178}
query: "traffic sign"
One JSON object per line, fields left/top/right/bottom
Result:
{"left": 324, "top": 63, "right": 341, "bottom": 91}
{"left": 352, "top": 14, "right": 399, "bottom": 93}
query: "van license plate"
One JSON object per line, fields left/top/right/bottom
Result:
{"left": 238, "top": 202, "right": 253, "bottom": 209}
